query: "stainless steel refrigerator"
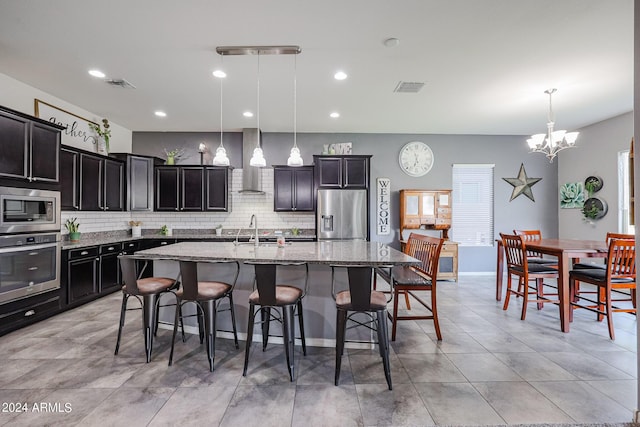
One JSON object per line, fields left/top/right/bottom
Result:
{"left": 317, "top": 189, "right": 368, "bottom": 240}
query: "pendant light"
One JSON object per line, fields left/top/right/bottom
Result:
{"left": 249, "top": 52, "right": 266, "bottom": 167}
{"left": 287, "top": 54, "right": 303, "bottom": 166}
{"left": 212, "top": 54, "right": 230, "bottom": 166}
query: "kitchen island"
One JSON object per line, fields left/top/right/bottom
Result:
{"left": 134, "top": 240, "right": 418, "bottom": 347}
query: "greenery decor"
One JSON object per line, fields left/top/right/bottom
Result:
{"left": 584, "top": 176, "right": 603, "bottom": 197}
{"left": 88, "top": 118, "right": 111, "bottom": 154}
{"left": 64, "top": 217, "right": 80, "bottom": 233}
{"left": 65, "top": 217, "right": 81, "bottom": 242}
{"left": 160, "top": 225, "right": 169, "bottom": 235}
{"left": 164, "top": 148, "right": 185, "bottom": 165}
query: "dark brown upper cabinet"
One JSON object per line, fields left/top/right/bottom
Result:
{"left": 314, "top": 155, "right": 371, "bottom": 189}
{"left": 0, "top": 106, "right": 63, "bottom": 184}
{"left": 273, "top": 166, "right": 314, "bottom": 212}
{"left": 156, "top": 165, "right": 229, "bottom": 212}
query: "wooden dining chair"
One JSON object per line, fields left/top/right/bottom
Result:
{"left": 378, "top": 233, "right": 444, "bottom": 341}
{"left": 573, "top": 232, "right": 634, "bottom": 270}
{"left": 500, "top": 233, "right": 560, "bottom": 320}
{"left": 513, "top": 230, "right": 557, "bottom": 266}
{"left": 569, "top": 238, "right": 636, "bottom": 340}
{"left": 513, "top": 229, "right": 558, "bottom": 309}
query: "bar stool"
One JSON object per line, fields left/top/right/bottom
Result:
{"left": 332, "top": 265, "right": 393, "bottom": 390}
{"left": 169, "top": 260, "right": 240, "bottom": 372}
{"left": 243, "top": 262, "right": 308, "bottom": 382}
{"left": 115, "top": 256, "right": 179, "bottom": 362}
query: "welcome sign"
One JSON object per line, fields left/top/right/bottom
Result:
{"left": 377, "top": 178, "right": 391, "bottom": 235}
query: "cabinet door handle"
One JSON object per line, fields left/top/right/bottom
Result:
{"left": 107, "top": 246, "right": 115, "bottom": 251}
{"left": 28, "top": 267, "right": 38, "bottom": 271}
{"left": 28, "top": 252, "right": 38, "bottom": 256}
{"left": 74, "top": 206, "right": 79, "bottom": 210}
{"left": 24, "top": 310, "right": 35, "bottom": 317}
{"left": 105, "top": 207, "right": 109, "bottom": 210}
{"left": 95, "top": 258, "right": 100, "bottom": 261}
{"left": 175, "top": 208, "right": 179, "bottom": 211}
{"left": 160, "top": 242, "right": 168, "bottom": 245}
{"left": 80, "top": 251, "right": 89, "bottom": 255}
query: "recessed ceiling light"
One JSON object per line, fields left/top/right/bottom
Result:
{"left": 243, "top": 111, "right": 254, "bottom": 118}
{"left": 383, "top": 37, "right": 400, "bottom": 48}
{"left": 334, "top": 71, "right": 347, "bottom": 81}
{"left": 154, "top": 111, "right": 167, "bottom": 118}
{"left": 330, "top": 112, "right": 340, "bottom": 118}
{"left": 212, "top": 69, "right": 226, "bottom": 78}
{"left": 88, "top": 69, "right": 105, "bottom": 78}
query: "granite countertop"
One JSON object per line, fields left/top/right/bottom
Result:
{"left": 132, "top": 241, "right": 418, "bottom": 267}
{"left": 60, "top": 230, "right": 316, "bottom": 250}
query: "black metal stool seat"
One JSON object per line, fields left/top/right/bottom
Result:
{"left": 115, "top": 256, "right": 179, "bottom": 363}
{"left": 332, "top": 265, "right": 393, "bottom": 390}
{"left": 169, "top": 260, "right": 240, "bottom": 372}
{"left": 243, "top": 262, "right": 308, "bottom": 382}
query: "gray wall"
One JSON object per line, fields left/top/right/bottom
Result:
{"left": 133, "top": 130, "right": 559, "bottom": 272}
{"left": 558, "top": 111, "right": 634, "bottom": 240}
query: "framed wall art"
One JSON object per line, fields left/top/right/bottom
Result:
{"left": 34, "top": 99, "right": 99, "bottom": 150}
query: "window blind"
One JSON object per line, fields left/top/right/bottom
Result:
{"left": 452, "top": 164, "right": 494, "bottom": 246}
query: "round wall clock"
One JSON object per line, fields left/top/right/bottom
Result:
{"left": 399, "top": 141, "right": 434, "bottom": 177}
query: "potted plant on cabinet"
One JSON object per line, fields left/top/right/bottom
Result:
{"left": 65, "top": 217, "right": 81, "bottom": 242}
{"left": 215, "top": 224, "right": 223, "bottom": 236}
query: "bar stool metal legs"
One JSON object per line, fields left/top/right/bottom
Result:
{"left": 243, "top": 262, "right": 308, "bottom": 382}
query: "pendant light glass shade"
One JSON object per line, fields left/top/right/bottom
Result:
{"left": 213, "top": 54, "right": 230, "bottom": 166}
{"left": 250, "top": 147, "right": 266, "bottom": 167}
{"left": 212, "top": 146, "right": 230, "bottom": 166}
{"left": 287, "top": 146, "right": 303, "bottom": 166}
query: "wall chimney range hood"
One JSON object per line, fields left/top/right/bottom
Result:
{"left": 240, "top": 128, "right": 264, "bottom": 193}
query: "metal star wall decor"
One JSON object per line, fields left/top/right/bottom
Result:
{"left": 502, "top": 163, "right": 541, "bottom": 202}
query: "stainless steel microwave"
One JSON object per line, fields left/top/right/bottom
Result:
{"left": 0, "top": 186, "right": 61, "bottom": 234}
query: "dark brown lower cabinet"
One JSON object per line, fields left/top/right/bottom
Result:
{"left": 99, "top": 243, "right": 122, "bottom": 293}
{"left": 66, "top": 246, "right": 99, "bottom": 305}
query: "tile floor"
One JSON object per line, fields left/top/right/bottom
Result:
{"left": 0, "top": 275, "right": 636, "bottom": 426}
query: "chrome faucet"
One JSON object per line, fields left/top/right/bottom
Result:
{"left": 249, "top": 214, "right": 259, "bottom": 247}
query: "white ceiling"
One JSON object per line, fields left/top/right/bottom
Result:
{"left": 0, "top": 0, "right": 633, "bottom": 135}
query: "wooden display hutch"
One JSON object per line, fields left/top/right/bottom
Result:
{"left": 399, "top": 189, "right": 458, "bottom": 281}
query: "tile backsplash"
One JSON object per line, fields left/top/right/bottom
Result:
{"left": 61, "top": 169, "right": 315, "bottom": 235}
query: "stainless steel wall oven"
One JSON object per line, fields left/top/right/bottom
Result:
{"left": 0, "top": 232, "right": 61, "bottom": 304}
{"left": 0, "top": 186, "right": 61, "bottom": 305}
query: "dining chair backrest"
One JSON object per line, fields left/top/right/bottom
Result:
{"left": 606, "top": 238, "right": 636, "bottom": 279}
{"left": 347, "top": 266, "right": 375, "bottom": 312}
{"left": 606, "top": 232, "right": 635, "bottom": 243}
{"left": 513, "top": 229, "right": 544, "bottom": 258}
{"left": 119, "top": 256, "right": 141, "bottom": 295}
{"left": 245, "top": 261, "right": 308, "bottom": 306}
{"left": 501, "top": 233, "right": 527, "bottom": 269}
{"left": 178, "top": 261, "right": 199, "bottom": 301}
{"left": 404, "top": 233, "right": 444, "bottom": 281}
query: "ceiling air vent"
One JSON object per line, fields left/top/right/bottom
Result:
{"left": 393, "top": 81, "right": 425, "bottom": 93}
{"left": 105, "top": 78, "right": 137, "bottom": 89}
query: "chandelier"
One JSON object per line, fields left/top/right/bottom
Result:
{"left": 526, "top": 88, "right": 579, "bottom": 163}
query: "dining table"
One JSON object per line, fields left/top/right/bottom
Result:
{"left": 495, "top": 238, "right": 608, "bottom": 333}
